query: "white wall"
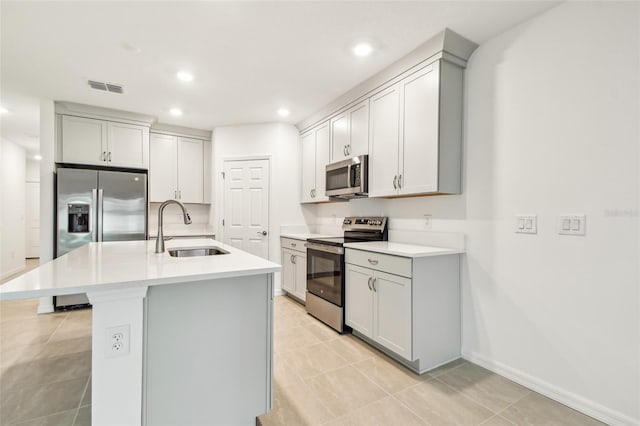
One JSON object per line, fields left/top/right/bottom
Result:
{"left": 0, "top": 138, "right": 27, "bottom": 278}
{"left": 26, "top": 158, "right": 40, "bottom": 183}
{"left": 25, "top": 159, "right": 41, "bottom": 258}
{"left": 37, "top": 99, "right": 55, "bottom": 313}
{"left": 310, "top": 2, "right": 639, "bottom": 424}
{"left": 212, "top": 123, "right": 310, "bottom": 292}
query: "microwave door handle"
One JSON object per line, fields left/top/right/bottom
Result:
{"left": 347, "top": 163, "right": 352, "bottom": 189}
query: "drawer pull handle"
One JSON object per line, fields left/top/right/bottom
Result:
{"left": 291, "top": 243, "right": 296, "bottom": 247}
{"left": 367, "top": 259, "right": 379, "bottom": 265}
{"left": 367, "top": 277, "right": 373, "bottom": 291}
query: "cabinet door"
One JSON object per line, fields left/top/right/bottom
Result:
{"left": 368, "top": 85, "right": 401, "bottom": 197}
{"left": 177, "top": 137, "right": 204, "bottom": 203}
{"left": 330, "top": 112, "right": 349, "bottom": 162}
{"left": 293, "top": 252, "right": 307, "bottom": 302}
{"left": 345, "top": 264, "right": 374, "bottom": 338}
{"left": 61, "top": 115, "right": 107, "bottom": 165}
{"left": 149, "top": 134, "right": 178, "bottom": 202}
{"left": 348, "top": 100, "right": 369, "bottom": 157}
{"left": 314, "top": 122, "right": 330, "bottom": 202}
{"left": 107, "top": 122, "right": 149, "bottom": 169}
{"left": 400, "top": 65, "right": 440, "bottom": 195}
{"left": 373, "top": 270, "right": 412, "bottom": 360}
{"left": 300, "top": 131, "right": 316, "bottom": 203}
{"left": 203, "top": 140, "right": 212, "bottom": 204}
{"left": 281, "top": 248, "right": 296, "bottom": 294}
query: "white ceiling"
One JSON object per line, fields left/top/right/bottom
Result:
{"left": 1, "top": 1, "right": 560, "bottom": 152}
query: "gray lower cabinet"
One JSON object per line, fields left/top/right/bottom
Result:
{"left": 144, "top": 274, "right": 273, "bottom": 425}
{"left": 281, "top": 237, "right": 307, "bottom": 302}
{"left": 345, "top": 248, "right": 461, "bottom": 374}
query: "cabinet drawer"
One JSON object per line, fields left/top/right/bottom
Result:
{"left": 281, "top": 237, "right": 306, "bottom": 253}
{"left": 346, "top": 249, "right": 412, "bottom": 278}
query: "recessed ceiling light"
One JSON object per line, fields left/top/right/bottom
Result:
{"left": 0, "top": 106, "right": 9, "bottom": 114}
{"left": 277, "top": 108, "right": 290, "bottom": 117}
{"left": 176, "top": 71, "right": 194, "bottom": 82}
{"left": 352, "top": 42, "right": 374, "bottom": 57}
{"left": 170, "top": 108, "right": 183, "bottom": 116}
{"left": 34, "top": 154, "right": 43, "bottom": 161}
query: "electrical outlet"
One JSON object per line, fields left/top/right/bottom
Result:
{"left": 106, "top": 325, "right": 130, "bottom": 358}
{"left": 424, "top": 214, "right": 432, "bottom": 230}
{"left": 515, "top": 214, "right": 537, "bottom": 234}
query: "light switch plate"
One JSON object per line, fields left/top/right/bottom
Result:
{"left": 559, "top": 215, "right": 586, "bottom": 236}
{"left": 515, "top": 214, "right": 537, "bottom": 234}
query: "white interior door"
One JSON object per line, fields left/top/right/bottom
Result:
{"left": 223, "top": 159, "right": 270, "bottom": 259}
{"left": 25, "top": 182, "right": 40, "bottom": 258}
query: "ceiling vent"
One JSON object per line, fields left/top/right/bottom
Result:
{"left": 88, "top": 80, "right": 124, "bottom": 94}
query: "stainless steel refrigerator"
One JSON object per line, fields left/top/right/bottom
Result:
{"left": 55, "top": 167, "right": 147, "bottom": 309}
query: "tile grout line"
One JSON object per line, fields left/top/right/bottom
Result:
{"left": 432, "top": 375, "right": 517, "bottom": 420}
{"left": 388, "top": 391, "right": 431, "bottom": 425}
{"left": 73, "top": 374, "right": 92, "bottom": 425}
{"left": 485, "top": 389, "right": 532, "bottom": 425}
{"left": 43, "top": 312, "right": 69, "bottom": 345}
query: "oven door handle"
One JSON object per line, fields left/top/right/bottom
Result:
{"left": 305, "top": 242, "right": 344, "bottom": 255}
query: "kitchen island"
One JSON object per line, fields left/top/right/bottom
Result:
{"left": 0, "top": 238, "right": 280, "bottom": 426}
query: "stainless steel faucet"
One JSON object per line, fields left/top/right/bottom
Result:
{"left": 156, "top": 200, "right": 192, "bottom": 253}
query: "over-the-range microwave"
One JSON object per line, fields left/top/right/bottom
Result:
{"left": 325, "top": 155, "right": 368, "bottom": 199}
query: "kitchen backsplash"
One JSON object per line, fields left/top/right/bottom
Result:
{"left": 148, "top": 203, "right": 211, "bottom": 229}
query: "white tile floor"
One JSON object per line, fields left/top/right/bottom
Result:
{"left": 0, "top": 262, "right": 604, "bottom": 425}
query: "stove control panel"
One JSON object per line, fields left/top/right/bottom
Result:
{"left": 343, "top": 216, "right": 387, "bottom": 231}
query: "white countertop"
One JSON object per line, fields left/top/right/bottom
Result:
{"left": 148, "top": 224, "right": 215, "bottom": 238}
{"left": 0, "top": 239, "right": 280, "bottom": 301}
{"left": 343, "top": 241, "right": 464, "bottom": 258}
{"left": 280, "top": 232, "right": 337, "bottom": 240}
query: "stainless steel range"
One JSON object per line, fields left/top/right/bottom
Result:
{"left": 305, "top": 217, "right": 388, "bottom": 333}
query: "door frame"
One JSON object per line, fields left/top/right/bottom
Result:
{"left": 218, "top": 155, "right": 272, "bottom": 258}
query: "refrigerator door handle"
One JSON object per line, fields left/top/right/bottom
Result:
{"left": 97, "top": 189, "right": 104, "bottom": 242}
{"left": 91, "top": 189, "right": 98, "bottom": 242}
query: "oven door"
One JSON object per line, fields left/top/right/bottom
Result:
{"left": 306, "top": 243, "right": 344, "bottom": 307}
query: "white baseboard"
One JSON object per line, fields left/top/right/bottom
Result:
{"left": 0, "top": 265, "right": 24, "bottom": 281}
{"left": 274, "top": 288, "right": 284, "bottom": 297}
{"left": 462, "top": 351, "right": 639, "bottom": 426}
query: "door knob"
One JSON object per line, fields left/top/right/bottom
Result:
{"left": 258, "top": 231, "right": 268, "bottom": 236}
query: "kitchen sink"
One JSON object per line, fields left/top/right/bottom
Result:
{"left": 168, "top": 246, "right": 229, "bottom": 257}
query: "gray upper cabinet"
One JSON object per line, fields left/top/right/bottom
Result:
{"left": 60, "top": 115, "right": 149, "bottom": 169}
{"left": 330, "top": 100, "right": 369, "bottom": 162}
{"left": 369, "top": 60, "right": 464, "bottom": 197}
{"left": 149, "top": 133, "right": 210, "bottom": 204}
{"left": 297, "top": 29, "right": 476, "bottom": 202}
{"left": 301, "top": 121, "right": 330, "bottom": 203}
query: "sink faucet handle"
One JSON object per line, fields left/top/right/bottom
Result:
{"left": 184, "top": 213, "right": 192, "bottom": 224}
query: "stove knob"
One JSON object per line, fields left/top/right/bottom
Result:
{"left": 377, "top": 220, "right": 382, "bottom": 225}
{"left": 368, "top": 220, "right": 373, "bottom": 225}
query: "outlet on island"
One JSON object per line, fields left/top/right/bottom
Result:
{"left": 106, "top": 324, "right": 130, "bottom": 358}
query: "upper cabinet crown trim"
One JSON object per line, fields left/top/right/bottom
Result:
{"left": 150, "top": 123, "right": 212, "bottom": 140}
{"left": 296, "top": 29, "right": 478, "bottom": 133}
{"left": 55, "top": 101, "right": 155, "bottom": 127}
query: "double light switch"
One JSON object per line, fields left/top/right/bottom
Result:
{"left": 558, "top": 215, "right": 586, "bottom": 236}
{"left": 514, "top": 214, "right": 587, "bottom": 236}
{"left": 515, "top": 215, "right": 537, "bottom": 234}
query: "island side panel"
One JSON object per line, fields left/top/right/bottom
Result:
{"left": 144, "top": 273, "right": 273, "bottom": 426}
